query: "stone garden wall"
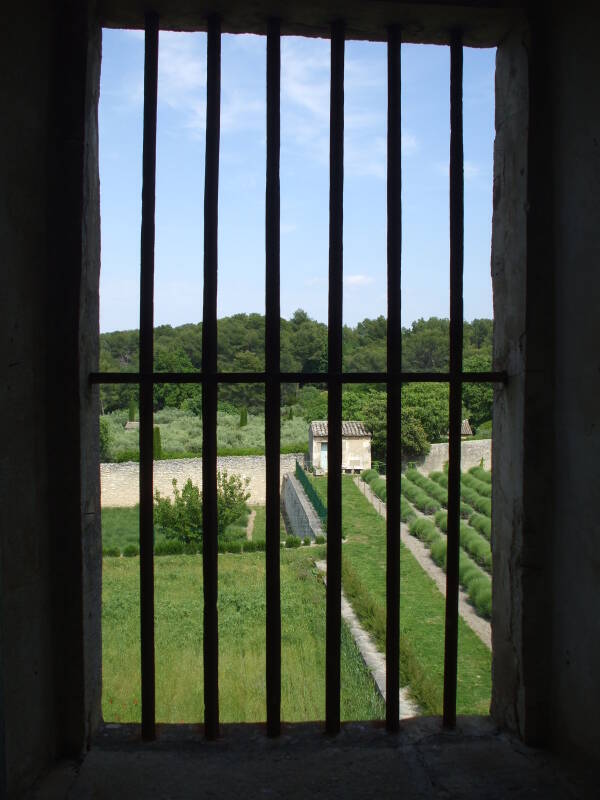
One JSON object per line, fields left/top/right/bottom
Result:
{"left": 100, "top": 454, "right": 306, "bottom": 507}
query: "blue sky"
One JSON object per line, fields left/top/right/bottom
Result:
{"left": 99, "top": 29, "right": 495, "bottom": 333}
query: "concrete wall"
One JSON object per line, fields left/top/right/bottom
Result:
{"left": 101, "top": 454, "right": 305, "bottom": 506}
{"left": 282, "top": 475, "right": 324, "bottom": 540}
{"left": 414, "top": 440, "right": 491, "bottom": 475}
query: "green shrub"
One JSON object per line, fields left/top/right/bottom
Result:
{"left": 239, "top": 406, "right": 248, "bottom": 427}
{"left": 102, "top": 546, "right": 121, "bottom": 557}
{"left": 154, "top": 539, "right": 184, "bottom": 556}
{"left": 429, "top": 471, "right": 448, "bottom": 488}
{"left": 123, "top": 544, "right": 139, "bottom": 557}
{"left": 99, "top": 417, "right": 113, "bottom": 462}
{"left": 474, "top": 420, "right": 492, "bottom": 437}
{"left": 315, "top": 534, "right": 326, "bottom": 545}
{"left": 470, "top": 513, "right": 491, "bottom": 540}
{"left": 370, "top": 477, "right": 387, "bottom": 501}
{"left": 459, "top": 523, "right": 492, "bottom": 571}
{"left": 470, "top": 465, "right": 492, "bottom": 484}
{"left": 128, "top": 397, "right": 136, "bottom": 422}
{"left": 434, "top": 510, "right": 448, "bottom": 532}
{"left": 400, "top": 498, "right": 416, "bottom": 523}
{"left": 462, "top": 472, "right": 492, "bottom": 497}
{"left": 286, "top": 535, "right": 301, "bottom": 549}
{"left": 409, "top": 517, "right": 440, "bottom": 545}
{"left": 460, "top": 502, "right": 475, "bottom": 520}
{"left": 430, "top": 537, "right": 447, "bottom": 568}
{"left": 303, "top": 536, "right": 311, "bottom": 546}
{"left": 361, "top": 469, "right": 378, "bottom": 484}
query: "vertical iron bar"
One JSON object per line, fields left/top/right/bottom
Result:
{"left": 443, "top": 32, "right": 464, "bottom": 729}
{"left": 386, "top": 25, "right": 402, "bottom": 732}
{"left": 202, "top": 15, "right": 221, "bottom": 741}
{"left": 265, "top": 18, "right": 281, "bottom": 737}
{"left": 326, "top": 19, "right": 344, "bottom": 736}
{"left": 139, "top": 11, "right": 158, "bottom": 742}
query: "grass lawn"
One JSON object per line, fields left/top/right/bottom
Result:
{"left": 250, "top": 505, "right": 288, "bottom": 542}
{"left": 311, "top": 476, "right": 491, "bottom": 716}
{"left": 103, "top": 547, "right": 385, "bottom": 723}
{"left": 102, "top": 505, "right": 249, "bottom": 554}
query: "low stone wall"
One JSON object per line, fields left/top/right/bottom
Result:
{"left": 413, "top": 439, "right": 492, "bottom": 474}
{"left": 281, "top": 474, "right": 324, "bottom": 541}
{"left": 101, "top": 454, "right": 306, "bottom": 507}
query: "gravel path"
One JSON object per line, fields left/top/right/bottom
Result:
{"left": 353, "top": 478, "right": 491, "bottom": 650}
{"left": 315, "top": 560, "right": 420, "bottom": 720}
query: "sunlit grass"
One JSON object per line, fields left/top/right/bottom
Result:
{"left": 102, "top": 548, "right": 385, "bottom": 723}
{"left": 311, "top": 476, "right": 491, "bottom": 715}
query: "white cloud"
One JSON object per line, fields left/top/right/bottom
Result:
{"left": 344, "top": 274, "right": 374, "bottom": 287}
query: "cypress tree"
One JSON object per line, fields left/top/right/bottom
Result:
{"left": 239, "top": 406, "right": 248, "bottom": 427}
{"left": 153, "top": 425, "right": 162, "bottom": 459}
{"left": 128, "top": 397, "right": 136, "bottom": 422}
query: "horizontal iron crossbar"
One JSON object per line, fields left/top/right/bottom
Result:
{"left": 90, "top": 370, "right": 506, "bottom": 384}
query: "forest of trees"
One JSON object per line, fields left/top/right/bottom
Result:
{"left": 99, "top": 312, "right": 493, "bottom": 459}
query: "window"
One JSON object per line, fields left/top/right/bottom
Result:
{"left": 92, "top": 9, "right": 508, "bottom": 741}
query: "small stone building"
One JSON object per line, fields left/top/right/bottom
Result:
{"left": 308, "top": 420, "right": 372, "bottom": 474}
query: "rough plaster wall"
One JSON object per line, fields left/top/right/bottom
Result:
{"left": 489, "top": 26, "right": 529, "bottom": 738}
{"left": 0, "top": 5, "right": 56, "bottom": 796}
{"left": 550, "top": 5, "right": 600, "bottom": 762}
{"left": 80, "top": 19, "right": 103, "bottom": 748}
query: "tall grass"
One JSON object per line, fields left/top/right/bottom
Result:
{"left": 103, "top": 549, "right": 385, "bottom": 723}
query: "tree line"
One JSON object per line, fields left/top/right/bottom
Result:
{"left": 99, "top": 312, "right": 493, "bottom": 458}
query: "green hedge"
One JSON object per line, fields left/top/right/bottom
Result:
{"left": 295, "top": 461, "right": 327, "bottom": 523}
{"left": 462, "top": 472, "right": 492, "bottom": 498}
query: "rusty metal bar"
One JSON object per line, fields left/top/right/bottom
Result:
{"left": 265, "top": 17, "right": 281, "bottom": 737}
{"left": 202, "top": 14, "right": 221, "bottom": 741}
{"left": 139, "top": 11, "right": 158, "bottom": 742}
{"left": 443, "top": 31, "right": 464, "bottom": 729}
{"left": 386, "top": 24, "right": 401, "bottom": 731}
{"left": 326, "top": 19, "right": 344, "bottom": 736}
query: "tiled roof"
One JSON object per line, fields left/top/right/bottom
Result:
{"left": 461, "top": 419, "right": 473, "bottom": 436}
{"left": 309, "top": 420, "right": 371, "bottom": 438}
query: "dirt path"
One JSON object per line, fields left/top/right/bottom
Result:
{"left": 315, "top": 560, "right": 420, "bottom": 720}
{"left": 246, "top": 509, "right": 256, "bottom": 541}
{"left": 353, "top": 478, "right": 491, "bottom": 650}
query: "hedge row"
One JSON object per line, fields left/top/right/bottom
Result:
{"left": 296, "top": 461, "right": 327, "bottom": 523}
{"left": 400, "top": 477, "right": 441, "bottom": 515}
{"left": 470, "top": 513, "right": 491, "bottom": 541}
{"left": 408, "top": 518, "right": 492, "bottom": 619}
{"left": 461, "top": 472, "right": 492, "bottom": 498}
{"left": 405, "top": 469, "right": 448, "bottom": 507}
{"left": 430, "top": 471, "right": 491, "bottom": 517}
{"left": 433, "top": 512, "right": 492, "bottom": 573}
{"left": 360, "top": 470, "right": 416, "bottom": 524}
{"left": 102, "top": 539, "right": 274, "bottom": 557}
{"left": 469, "top": 466, "right": 492, "bottom": 484}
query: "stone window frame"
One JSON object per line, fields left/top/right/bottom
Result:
{"left": 78, "top": 3, "right": 538, "bottom": 746}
